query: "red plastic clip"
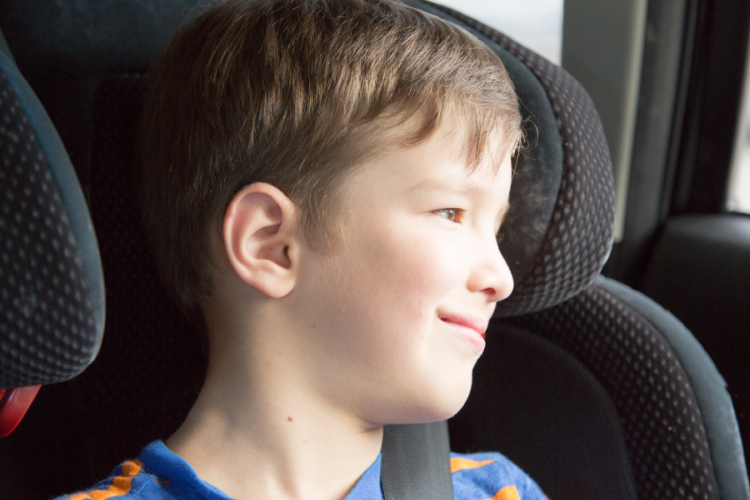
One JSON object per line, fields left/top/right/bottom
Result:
{"left": 0, "top": 385, "right": 41, "bottom": 437}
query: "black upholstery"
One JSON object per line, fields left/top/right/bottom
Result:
{"left": 600, "top": 277, "right": 750, "bottom": 500}
{"left": 0, "top": 1, "right": 747, "bottom": 500}
{"left": 84, "top": 72, "right": 206, "bottom": 477}
{"left": 0, "top": 0, "right": 202, "bottom": 186}
{"left": 452, "top": 319, "right": 638, "bottom": 499}
{"left": 641, "top": 214, "right": 750, "bottom": 465}
{"left": 0, "top": 50, "right": 104, "bottom": 388}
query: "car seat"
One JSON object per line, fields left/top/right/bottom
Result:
{"left": 0, "top": 35, "right": 105, "bottom": 432}
{"left": 0, "top": 1, "right": 748, "bottom": 499}
{"left": 0, "top": 28, "right": 105, "bottom": 493}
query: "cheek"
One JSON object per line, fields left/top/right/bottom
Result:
{"left": 359, "top": 225, "right": 465, "bottom": 320}
{"left": 306, "top": 215, "right": 469, "bottom": 368}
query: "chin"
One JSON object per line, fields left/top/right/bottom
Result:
{"left": 396, "top": 396, "right": 470, "bottom": 424}
{"left": 375, "top": 375, "right": 474, "bottom": 425}
{"left": 428, "top": 386, "right": 473, "bottom": 422}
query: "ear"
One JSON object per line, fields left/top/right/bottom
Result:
{"left": 223, "top": 183, "right": 298, "bottom": 298}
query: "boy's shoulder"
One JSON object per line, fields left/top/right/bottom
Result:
{"left": 450, "top": 451, "right": 547, "bottom": 500}
{"left": 52, "top": 441, "right": 212, "bottom": 500}
{"left": 52, "top": 460, "right": 183, "bottom": 500}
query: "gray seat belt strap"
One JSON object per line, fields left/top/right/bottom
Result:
{"left": 381, "top": 421, "right": 454, "bottom": 500}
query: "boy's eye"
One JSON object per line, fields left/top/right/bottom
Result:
{"left": 434, "top": 208, "right": 461, "bottom": 222}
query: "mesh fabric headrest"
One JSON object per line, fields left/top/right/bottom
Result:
{"left": 0, "top": 51, "right": 104, "bottom": 388}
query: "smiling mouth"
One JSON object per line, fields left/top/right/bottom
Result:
{"left": 439, "top": 313, "right": 488, "bottom": 340}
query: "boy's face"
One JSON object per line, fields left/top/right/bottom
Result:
{"left": 288, "top": 118, "right": 514, "bottom": 427}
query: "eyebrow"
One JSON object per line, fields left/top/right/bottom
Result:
{"left": 406, "top": 176, "right": 488, "bottom": 198}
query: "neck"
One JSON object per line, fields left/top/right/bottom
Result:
{"left": 166, "top": 304, "right": 383, "bottom": 500}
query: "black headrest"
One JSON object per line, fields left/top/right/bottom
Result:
{"left": 409, "top": 1, "right": 616, "bottom": 317}
{"left": 0, "top": 50, "right": 104, "bottom": 388}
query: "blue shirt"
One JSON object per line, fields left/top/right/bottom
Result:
{"left": 56, "top": 440, "right": 546, "bottom": 499}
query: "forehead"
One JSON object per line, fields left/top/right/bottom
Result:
{"left": 387, "top": 112, "right": 510, "bottom": 166}
{"left": 363, "top": 116, "right": 510, "bottom": 184}
{"left": 338, "top": 117, "right": 513, "bottom": 214}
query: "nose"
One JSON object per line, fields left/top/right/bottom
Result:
{"left": 468, "top": 233, "right": 514, "bottom": 303}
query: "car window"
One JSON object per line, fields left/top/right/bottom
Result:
{"left": 727, "top": 34, "right": 750, "bottom": 214}
{"left": 430, "top": 0, "right": 564, "bottom": 65}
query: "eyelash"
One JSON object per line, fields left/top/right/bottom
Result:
{"left": 434, "top": 208, "right": 463, "bottom": 222}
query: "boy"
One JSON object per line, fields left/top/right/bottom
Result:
{"left": 59, "top": 0, "right": 546, "bottom": 498}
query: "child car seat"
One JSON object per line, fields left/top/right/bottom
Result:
{"left": 0, "top": 1, "right": 747, "bottom": 499}
{"left": 0, "top": 40, "right": 104, "bottom": 437}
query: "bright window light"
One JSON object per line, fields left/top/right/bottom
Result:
{"left": 728, "top": 154, "right": 750, "bottom": 213}
{"left": 429, "top": 0, "right": 564, "bottom": 65}
{"left": 728, "top": 49, "right": 750, "bottom": 213}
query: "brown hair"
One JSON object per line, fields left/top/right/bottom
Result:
{"left": 139, "top": 0, "right": 523, "bottom": 312}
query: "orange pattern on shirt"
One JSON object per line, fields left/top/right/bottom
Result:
{"left": 65, "top": 460, "right": 143, "bottom": 500}
{"left": 450, "top": 457, "right": 495, "bottom": 473}
{"left": 487, "top": 485, "right": 521, "bottom": 500}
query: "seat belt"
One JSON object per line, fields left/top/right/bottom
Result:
{"left": 381, "top": 421, "right": 454, "bottom": 500}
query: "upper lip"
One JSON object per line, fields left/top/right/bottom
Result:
{"left": 439, "top": 313, "right": 489, "bottom": 337}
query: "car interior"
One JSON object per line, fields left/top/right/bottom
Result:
{"left": 1, "top": 0, "right": 749, "bottom": 499}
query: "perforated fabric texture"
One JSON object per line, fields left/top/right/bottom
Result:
{"left": 450, "top": 324, "right": 637, "bottom": 500}
{"left": 64, "top": 74, "right": 206, "bottom": 477}
{"left": 421, "top": 2, "right": 616, "bottom": 316}
{"left": 504, "top": 283, "right": 720, "bottom": 500}
{"left": 0, "top": 69, "right": 97, "bottom": 388}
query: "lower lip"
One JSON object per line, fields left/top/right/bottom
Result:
{"left": 442, "top": 320, "right": 486, "bottom": 354}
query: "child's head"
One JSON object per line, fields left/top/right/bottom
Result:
{"left": 139, "top": 0, "right": 523, "bottom": 315}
